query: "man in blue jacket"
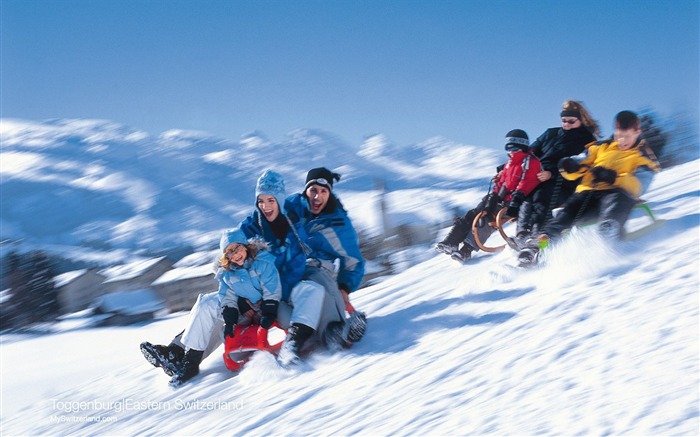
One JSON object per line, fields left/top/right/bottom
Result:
{"left": 278, "top": 167, "right": 367, "bottom": 366}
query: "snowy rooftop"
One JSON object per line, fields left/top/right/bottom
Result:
{"left": 100, "top": 257, "right": 167, "bottom": 283}
{"left": 53, "top": 269, "right": 88, "bottom": 288}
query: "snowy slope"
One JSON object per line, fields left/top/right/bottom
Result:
{"left": 1, "top": 160, "right": 698, "bottom": 436}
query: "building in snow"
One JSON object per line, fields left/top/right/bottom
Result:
{"left": 151, "top": 251, "right": 217, "bottom": 311}
{"left": 54, "top": 268, "right": 108, "bottom": 314}
{"left": 92, "top": 289, "right": 165, "bottom": 326}
{"left": 100, "top": 257, "right": 174, "bottom": 294}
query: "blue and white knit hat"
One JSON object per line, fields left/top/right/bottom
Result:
{"left": 219, "top": 228, "right": 248, "bottom": 252}
{"left": 504, "top": 129, "right": 530, "bottom": 152}
{"left": 255, "top": 169, "right": 286, "bottom": 201}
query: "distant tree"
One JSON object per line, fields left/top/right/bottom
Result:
{"left": 5, "top": 251, "right": 31, "bottom": 327}
{"left": 639, "top": 108, "right": 699, "bottom": 168}
{"left": 4, "top": 250, "right": 60, "bottom": 328}
{"left": 639, "top": 110, "right": 669, "bottom": 167}
{"left": 666, "top": 112, "right": 700, "bottom": 166}
{"left": 27, "top": 251, "right": 60, "bottom": 322}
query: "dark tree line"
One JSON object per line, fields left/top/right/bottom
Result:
{"left": 639, "top": 109, "right": 699, "bottom": 168}
{"left": 1, "top": 251, "right": 60, "bottom": 330}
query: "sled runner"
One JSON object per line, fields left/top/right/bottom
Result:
{"left": 471, "top": 206, "right": 514, "bottom": 252}
{"left": 621, "top": 201, "right": 665, "bottom": 240}
{"left": 223, "top": 322, "right": 287, "bottom": 371}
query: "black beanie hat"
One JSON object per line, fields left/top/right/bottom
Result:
{"left": 304, "top": 167, "right": 341, "bottom": 192}
{"left": 504, "top": 129, "right": 530, "bottom": 152}
{"left": 560, "top": 109, "right": 581, "bottom": 119}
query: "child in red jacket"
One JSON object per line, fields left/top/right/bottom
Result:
{"left": 436, "top": 129, "right": 542, "bottom": 262}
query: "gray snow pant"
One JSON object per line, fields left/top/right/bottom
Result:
{"left": 443, "top": 193, "right": 502, "bottom": 252}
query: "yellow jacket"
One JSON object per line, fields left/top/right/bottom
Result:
{"left": 561, "top": 139, "right": 661, "bottom": 198}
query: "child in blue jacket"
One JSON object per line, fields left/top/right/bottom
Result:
{"left": 163, "top": 228, "right": 282, "bottom": 386}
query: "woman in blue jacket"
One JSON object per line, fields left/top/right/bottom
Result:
{"left": 237, "top": 169, "right": 306, "bottom": 302}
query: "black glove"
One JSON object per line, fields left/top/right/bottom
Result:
{"left": 558, "top": 157, "right": 580, "bottom": 173}
{"left": 590, "top": 166, "right": 617, "bottom": 184}
{"left": 258, "top": 299, "right": 279, "bottom": 330}
{"left": 237, "top": 296, "right": 254, "bottom": 316}
{"left": 506, "top": 191, "right": 525, "bottom": 217}
{"left": 486, "top": 192, "right": 501, "bottom": 214}
{"left": 222, "top": 306, "right": 239, "bottom": 338}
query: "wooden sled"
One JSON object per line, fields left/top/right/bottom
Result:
{"left": 471, "top": 206, "right": 514, "bottom": 252}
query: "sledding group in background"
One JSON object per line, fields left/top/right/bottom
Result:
{"left": 435, "top": 100, "right": 661, "bottom": 265}
{"left": 141, "top": 99, "right": 661, "bottom": 386}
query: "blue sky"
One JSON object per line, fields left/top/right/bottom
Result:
{"left": 2, "top": 0, "right": 698, "bottom": 149}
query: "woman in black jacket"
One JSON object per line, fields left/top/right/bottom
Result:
{"left": 514, "top": 100, "right": 599, "bottom": 240}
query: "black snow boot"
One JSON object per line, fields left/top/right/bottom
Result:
{"left": 436, "top": 216, "right": 470, "bottom": 255}
{"left": 517, "top": 248, "right": 540, "bottom": 267}
{"left": 277, "top": 323, "right": 314, "bottom": 368}
{"left": 169, "top": 349, "right": 204, "bottom": 387}
{"left": 343, "top": 311, "right": 368, "bottom": 343}
{"left": 325, "top": 310, "right": 369, "bottom": 352}
{"left": 323, "top": 321, "right": 346, "bottom": 352}
{"left": 451, "top": 244, "right": 473, "bottom": 263}
{"left": 140, "top": 341, "right": 185, "bottom": 377}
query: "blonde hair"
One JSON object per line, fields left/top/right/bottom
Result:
{"left": 219, "top": 243, "right": 261, "bottom": 270}
{"left": 562, "top": 100, "right": 600, "bottom": 138}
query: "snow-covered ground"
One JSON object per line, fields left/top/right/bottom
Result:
{"left": 2, "top": 160, "right": 699, "bottom": 436}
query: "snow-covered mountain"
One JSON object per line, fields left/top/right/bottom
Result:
{"left": 1, "top": 118, "right": 501, "bottom": 261}
{"left": 1, "top": 158, "right": 698, "bottom": 435}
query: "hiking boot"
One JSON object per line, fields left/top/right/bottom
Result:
{"left": 343, "top": 311, "right": 368, "bottom": 343}
{"left": 598, "top": 220, "right": 621, "bottom": 239}
{"left": 435, "top": 242, "right": 457, "bottom": 255}
{"left": 169, "top": 349, "right": 204, "bottom": 387}
{"left": 277, "top": 323, "right": 314, "bottom": 368}
{"left": 507, "top": 232, "right": 530, "bottom": 251}
{"left": 522, "top": 234, "right": 549, "bottom": 250}
{"left": 517, "top": 248, "right": 540, "bottom": 267}
{"left": 451, "top": 244, "right": 473, "bottom": 262}
{"left": 140, "top": 342, "right": 185, "bottom": 377}
{"left": 323, "top": 321, "right": 346, "bottom": 353}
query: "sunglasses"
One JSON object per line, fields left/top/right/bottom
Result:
{"left": 562, "top": 118, "right": 579, "bottom": 125}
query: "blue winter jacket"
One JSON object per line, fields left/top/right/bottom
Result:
{"left": 238, "top": 209, "right": 306, "bottom": 301}
{"left": 284, "top": 193, "right": 365, "bottom": 293}
{"left": 216, "top": 250, "right": 282, "bottom": 308}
